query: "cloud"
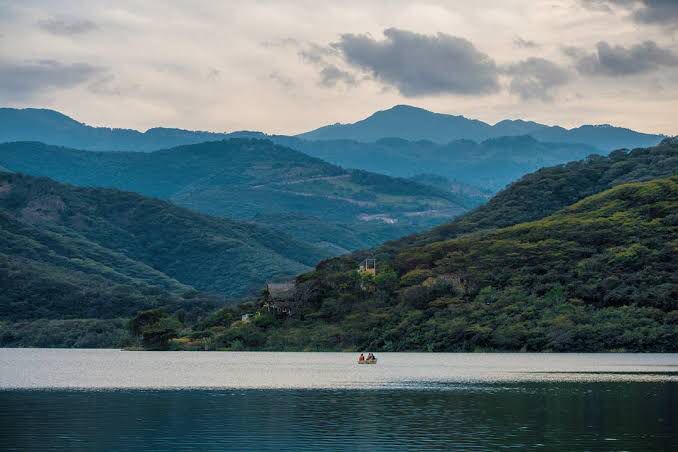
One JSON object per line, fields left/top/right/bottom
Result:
{"left": 298, "top": 43, "right": 338, "bottom": 65}
{"left": 632, "top": 0, "right": 678, "bottom": 28}
{"left": 582, "top": 1, "right": 678, "bottom": 29}
{"left": 206, "top": 68, "right": 221, "bottom": 81}
{"left": 38, "top": 18, "right": 97, "bottom": 36}
{"left": 504, "top": 58, "right": 570, "bottom": 101}
{"left": 567, "top": 40, "right": 678, "bottom": 76}
{"left": 0, "top": 59, "right": 104, "bottom": 101}
{"left": 319, "top": 64, "right": 357, "bottom": 88}
{"left": 260, "top": 37, "right": 299, "bottom": 49}
{"left": 580, "top": 0, "right": 620, "bottom": 12}
{"left": 309, "top": 28, "right": 566, "bottom": 101}
{"left": 513, "top": 37, "right": 539, "bottom": 49}
{"left": 87, "top": 73, "right": 140, "bottom": 97}
{"left": 291, "top": 43, "right": 357, "bottom": 88}
{"left": 269, "top": 71, "right": 295, "bottom": 89}
{"left": 331, "top": 28, "right": 500, "bottom": 97}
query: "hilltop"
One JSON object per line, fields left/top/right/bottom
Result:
{"left": 298, "top": 105, "right": 664, "bottom": 150}
{"left": 0, "top": 108, "right": 226, "bottom": 152}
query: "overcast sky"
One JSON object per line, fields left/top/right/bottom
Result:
{"left": 1, "top": 0, "right": 676, "bottom": 134}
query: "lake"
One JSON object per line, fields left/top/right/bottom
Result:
{"left": 1, "top": 349, "right": 677, "bottom": 450}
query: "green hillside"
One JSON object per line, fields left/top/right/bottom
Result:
{"left": 0, "top": 139, "right": 468, "bottom": 253}
{"left": 0, "top": 172, "right": 329, "bottom": 300}
{"left": 189, "top": 176, "right": 677, "bottom": 352}
{"left": 389, "top": 137, "right": 678, "bottom": 251}
{"left": 0, "top": 209, "right": 188, "bottom": 320}
{"left": 0, "top": 172, "right": 339, "bottom": 347}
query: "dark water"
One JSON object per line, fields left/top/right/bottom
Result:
{"left": 1, "top": 350, "right": 677, "bottom": 450}
{"left": 1, "top": 384, "right": 677, "bottom": 451}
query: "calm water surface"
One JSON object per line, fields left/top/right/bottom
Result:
{"left": 1, "top": 349, "right": 677, "bottom": 450}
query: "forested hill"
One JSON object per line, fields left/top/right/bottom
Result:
{"left": 0, "top": 139, "right": 469, "bottom": 253}
{"left": 385, "top": 137, "right": 678, "bottom": 252}
{"left": 0, "top": 172, "right": 329, "bottom": 301}
{"left": 190, "top": 176, "right": 677, "bottom": 352}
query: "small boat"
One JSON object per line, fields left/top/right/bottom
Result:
{"left": 358, "top": 358, "right": 377, "bottom": 365}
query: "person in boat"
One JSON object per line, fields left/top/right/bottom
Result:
{"left": 358, "top": 353, "right": 365, "bottom": 363}
{"left": 367, "top": 352, "right": 375, "bottom": 361}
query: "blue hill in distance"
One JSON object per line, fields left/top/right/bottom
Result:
{"left": 298, "top": 105, "right": 664, "bottom": 151}
{"left": 0, "top": 105, "right": 664, "bottom": 152}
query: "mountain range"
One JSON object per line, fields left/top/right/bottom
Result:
{"left": 1, "top": 106, "right": 655, "bottom": 193}
{"left": 298, "top": 105, "right": 665, "bottom": 150}
{"left": 0, "top": 140, "right": 468, "bottom": 255}
{"left": 0, "top": 105, "right": 663, "bottom": 154}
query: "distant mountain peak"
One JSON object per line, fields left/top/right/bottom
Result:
{"left": 298, "top": 105, "right": 663, "bottom": 151}
{"left": 375, "top": 104, "right": 468, "bottom": 120}
{"left": 493, "top": 118, "right": 541, "bottom": 127}
{"left": 0, "top": 107, "right": 83, "bottom": 126}
{"left": 384, "top": 104, "right": 433, "bottom": 114}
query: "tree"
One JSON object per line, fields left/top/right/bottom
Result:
{"left": 129, "top": 309, "right": 182, "bottom": 350}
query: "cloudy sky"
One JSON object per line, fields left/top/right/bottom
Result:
{"left": 1, "top": 0, "right": 677, "bottom": 134}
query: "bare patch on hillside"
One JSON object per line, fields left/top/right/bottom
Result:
{"left": 0, "top": 181, "right": 12, "bottom": 196}
{"left": 20, "top": 195, "right": 66, "bottom": 224}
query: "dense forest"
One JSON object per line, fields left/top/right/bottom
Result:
{"left": 165, "top": 139, "right": 678, "bottom": 352}
{"left": 177, "top": 176, "right": 677, "bottom": 352}
{"left": 0, "top": 172, "right": 331, "bottom": 347}
{"left": 391, "top": 137, "right": 678, "bottom": 249}
{"left": 0, "top": 172, "right": 327, "bottom": 298}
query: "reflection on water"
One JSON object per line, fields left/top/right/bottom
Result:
{"left": 1, "top": 385, "right": 676, "bottom": 451}
{"left": 0, "top": 350, "right": 676, "bottom": 450}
